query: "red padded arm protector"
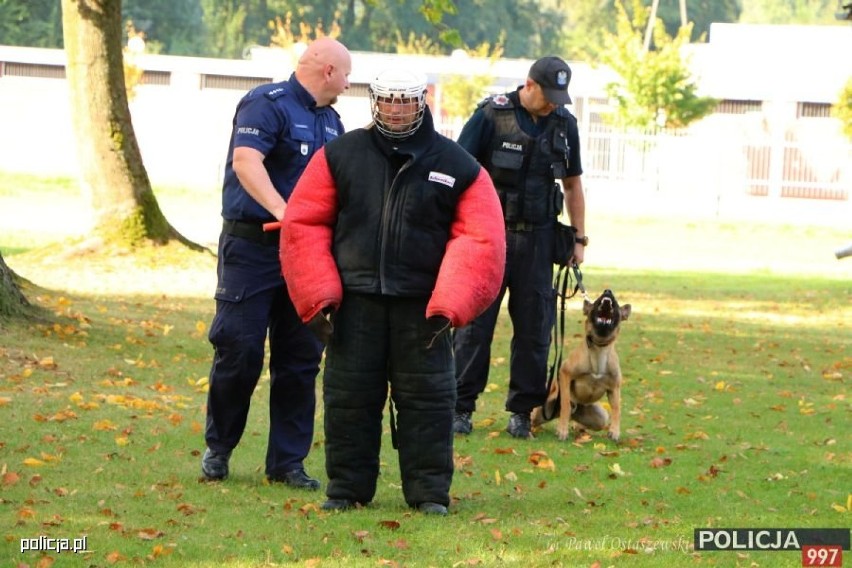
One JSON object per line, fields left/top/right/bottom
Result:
{"left": 279, "top": 148, "right": 343, "bottom": 323}
{"left": 426, "top": 167, "right": 506, "bottom": 327}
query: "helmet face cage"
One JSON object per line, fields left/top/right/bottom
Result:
{"left": 369, "top": 70, "right": 427, "bottom": 140}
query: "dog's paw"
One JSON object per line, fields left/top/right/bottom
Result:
{"left": 556, "top": 428, "right": 570, "bottom": 441}
{"left": 607, "top": 431, "right": 620, "bottom": 444}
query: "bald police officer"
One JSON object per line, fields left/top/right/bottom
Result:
{"left": 201, "top": 38, "right": 352, "bottom": 487}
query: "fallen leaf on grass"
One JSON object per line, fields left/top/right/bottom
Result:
{"left": 150, "top": 544, "right": 172, "bottom": 558}
{"left": 176, "top": 502, "right": 203, "bottom": 516}
{"left": 378, "top": 520, "right": 400, "bottom": 530}
{"left": 698, "top": 465, "right": 722, "bottom": 481}
{"left": 192, "top": 321, "right": 207, "bottom": 338}
{"left": 93, "top": 419, "right": 118, "bottom": 431}
{"left": 529, "top": 450, "right": 556, "bottom": 470}
{"left": 3, "top": 471, "right": 21, "bottom": 486}
{"left": 471, "top": 513, "right": 498, "bottom": 524}
{"left": 137, "top": 528, "right": 165, "bottom": 540}
{"left": 608, "top": 463, "right": 626, "bottom": 477}
{"left": 649, "top": 457, "right": 672, "bottom": 468}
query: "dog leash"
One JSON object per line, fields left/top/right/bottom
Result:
{"left": 543, "top": 263, "right": 585, "bottom": 421}
{"left": 572, "top": 261, "right": 591, "bottom": 303}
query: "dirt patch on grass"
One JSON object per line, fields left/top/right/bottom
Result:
{"left": 9, "top": 238, "right": 218, "bottom": 299}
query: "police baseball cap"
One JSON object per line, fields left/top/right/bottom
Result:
{"left": 529, "top": 56, "right": 572, "bottom": 105}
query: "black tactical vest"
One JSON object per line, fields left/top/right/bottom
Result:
{"left": 480, "top": 92, "right": 572, "bottom": 225}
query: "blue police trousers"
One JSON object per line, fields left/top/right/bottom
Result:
{"left": 205, "top": 233, "right": 323, "bottom": 477}
{"left": 454, "top": 226, "right": 556, "bottom": 414}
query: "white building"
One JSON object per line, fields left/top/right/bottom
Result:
{"left": 0, "top": 23, "right": 849, "bottom": 225}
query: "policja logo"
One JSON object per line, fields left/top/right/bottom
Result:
{"left": 694, "top": 528, "right": 850, "bottom": 551}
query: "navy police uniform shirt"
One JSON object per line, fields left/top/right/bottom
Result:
{"left": 221, "top": 72, "right": 344, "bottom": 222}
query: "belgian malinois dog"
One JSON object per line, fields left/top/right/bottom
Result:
{"left": 531, "top": 289, "right": 631, "bottom": 442}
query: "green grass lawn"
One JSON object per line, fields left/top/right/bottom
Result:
{"left": 0, "top": 173, "right": 849, "bottom": 567}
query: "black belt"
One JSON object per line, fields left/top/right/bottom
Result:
{"left": 506, "top": 221, "right": 548, "bottom": 232}
{"left": 222, "top": 220, "right": 279, "bottom": 246}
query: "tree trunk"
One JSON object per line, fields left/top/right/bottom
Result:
{"left": 60, "top": 0, "right": 177, "bottom": 247}
{"left": 0, "top": 251, "right": 31, "bottom": 320}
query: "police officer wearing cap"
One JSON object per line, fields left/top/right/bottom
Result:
{"left": 201, "top": 38, "right": 352, "bottom": 487}
{"left": 453, "top": 55, "right": 587, "bottom": 439}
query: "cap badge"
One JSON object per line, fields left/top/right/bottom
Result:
{"left": 556, "top": 70, "right": 568, "bottom": 87}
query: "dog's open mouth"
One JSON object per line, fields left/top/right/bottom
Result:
{"left": 594, "top": 297, "right": 615, "bottom": 326}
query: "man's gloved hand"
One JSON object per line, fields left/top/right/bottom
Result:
{"left": 307, "top": 309, "right": 334, "bottom": 344}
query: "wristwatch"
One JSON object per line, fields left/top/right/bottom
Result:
{"left": 576, "top": 235, "right": 589, "bottom": 246}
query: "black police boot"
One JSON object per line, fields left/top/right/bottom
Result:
{"left": 321, "top": 499, "right": 358, "bottom": 511}
{"left": 268, "top": 468, "right": 320, "bottom": 490}
{"left": 201, "top": 448, "right": 232, "bottom": 481}
{"left": 417, "top": 502, "right": 449, "bottom": 516}
{"left": 506, "top": 412, "right": 533, "bottom": 439}
{"left": 452, "top": 411, "right": 473, "bottom": 435}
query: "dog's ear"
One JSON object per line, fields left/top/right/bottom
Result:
{"left": 583, "top": 299, "right": 594, "bottom": 315}
{"left": 620, "top": 304, "right": 632, "bottom": 320}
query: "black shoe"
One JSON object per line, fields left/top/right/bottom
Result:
{"left": 453, "top": 411, "right": 473, "bottom": 435}
{"left": 506, "top": 412, "right": 533, "bottom": 439}
{"left": 268, "top": 468, "right": 320, "bottom": 490}
{"left": 201, "top": 448, "right": 231, "bottom": 480}
{"left": 417, "top": 502, "right": 448, "bottom": 516}
{"left": 321, "top": 498, "right": 356, "bottom": 511}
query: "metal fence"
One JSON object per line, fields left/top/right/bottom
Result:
{"left": 440, "top": 120, "right": 850, "bottom": 203}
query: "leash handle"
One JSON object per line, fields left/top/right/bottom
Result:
{"left": 571, "top": 262, "right": 591, "bottom": 302}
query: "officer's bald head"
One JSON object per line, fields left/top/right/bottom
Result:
{"left": 298, "top": 37, "right": 348, "bottom": 68}
{"left": 296, "top": 38, "right": 351, "bottom": 106}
